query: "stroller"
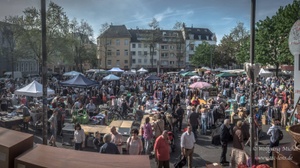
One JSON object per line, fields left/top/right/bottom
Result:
{"left": 168, "top": 131, "right": 175, "bottom": 152}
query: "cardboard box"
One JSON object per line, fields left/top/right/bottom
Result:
{"left": 0, "top": 127, "right": 33, "bottom": 168}
{"left": 15, "top": 144, "right": 151, "bottom": 168}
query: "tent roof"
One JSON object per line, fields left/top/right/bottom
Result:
{"left": 103, "top": 74, "right": 120, "bottom": 81}
{"left": 215, "top": 72, "right": 237, "bottom": 77}
{"left": 63, "top": 71, "right": 83, "bottom": 76}
{"left": 14, "top": 80, "right": 55, "bottom": 97}
{"left": 137, "top": 67, "right": 148, "bottom": 72}
{"left": 60, "top": 74, "right": 98, "bottom": 88}
{"left": 108, "top": 67, "right": 124, "bottom": 72}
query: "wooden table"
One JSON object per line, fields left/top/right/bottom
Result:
{"left": 273, "top": 143, "right": 300, "bottom": 168}
{"left": 15, "top": 144, "right": 151, "bottom": 168}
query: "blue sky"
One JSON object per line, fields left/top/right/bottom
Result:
{"left": 0, "top": 0, "right": 294, "bottom": 43}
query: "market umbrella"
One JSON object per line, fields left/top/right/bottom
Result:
{"left": 204, "top": 70, "right": 211, "bottom": 74}
{"left": 145, "top": 75, "right": 161, "bottom": 81}
{"left": 137, "top": 67, "right": 148, "bottom": 73}
{"left": 15, "top": 80, "right": 55, "bottom": 97}
{"left": 190, "top": 75, "right": 200, "bottom": 79}
{"left": 189, "top": 82, "right": 212, "bottom": 89}
{"left": 216, "top": 72, "right": 237, "bottom": 77}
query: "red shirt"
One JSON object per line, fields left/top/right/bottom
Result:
{"left": 154, "top": 136, "right": 170, "bottom": 161}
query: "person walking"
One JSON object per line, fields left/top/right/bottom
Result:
{"left": 180, "top": 124, "right": 196, "bottom": 168}
{"left": 99, "top": 133, "right": 120, "bottom": 154}
{"left": 74, "top": 123, "right": 85, "bottom": 150}
{"left": 153, "top": 114, "right": 165, "bottom": 139}
{"left": 175, "top": 104, "right": 184, "bottom": 132}
{"left": 141, "top": 117, "right": 153, "bottom": 154}
{"left": 232, "top": 121, "right": 244, "bottom": 150}
{"left": 220, "top": 119, "right": 231, "bottom": 166}
{"left": 154, "top": 130, "right": 170, "bottom": 168}
{"left": 267, "top": 119, "right": 281, "bottom": 160}
{"left": 188, "top": 107, "right": 199, "bottom": 140}
{"left": 48, "top": 109, "right": 58, "bottom": 147}
{"left": 110, "top": 126, "right": 123, "bottom": 154}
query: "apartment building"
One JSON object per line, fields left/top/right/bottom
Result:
{"left": 128, "top": 29, "right": 160, "bottom": 70}
{"left": 182, "top": 25, "right": 217, "bottom": 68}
{"left": 97, "top": 25, "right": 131, "bottom": 70}
{"left": 97, "top": 24, "right": 216, "bottom": 71}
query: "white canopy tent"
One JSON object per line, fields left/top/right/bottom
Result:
{"left": 259, "top": 68, "right": 273, "bottom": 77}
{"left": 14, "top": 80, "right": 55, "bottom": 97}
{"left": 63, "top": 71, "right": 84, "bottom": 77}
{"left": 108, "top": 67, "right": 124, "bottom": 72}
{"left": 137, "top": 67, "right": 148, "bottom": 73}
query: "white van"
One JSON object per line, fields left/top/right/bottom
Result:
{"left": 4, "top": 71, "right": 23, "bottom": 79}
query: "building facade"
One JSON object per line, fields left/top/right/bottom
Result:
{"left": 97, "top": 25, "right": 131, "bottom": 70}
{"left": 182, "top": 25, "right": 217, "bottom": 68}
{"left": 97, "top": 24, "right": 216, "bottom": 71}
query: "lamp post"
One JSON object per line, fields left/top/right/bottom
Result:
{"left": 41, "top": 0, "right": 48, "bottom": 145}
{"left": 249, "top": 0, "right": 256, "bottom": 165}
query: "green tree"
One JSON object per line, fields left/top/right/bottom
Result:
{"left": 8, "top": 1, "right": 69, "bottom": 72}
{"left": 256, "top": 0, "right": 300, "bottom": 76}
{"left": 191, "top": 42, "right": 215, "bottom": 67}
{"left": 218, "top": 22, "right": 249, "bottom": 65}
{"left": 148, "top": 18, "right": 159, "bottom": 30}
{"left": 173, "top": 21, "right": 184, "bottom": 30}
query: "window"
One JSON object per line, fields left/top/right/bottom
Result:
{"left": 131, "top": 51, "right": 136, "bottom": 56}
{"left": 198, "top": 35, "right": 202, "bottom": 40}
{"left": 124, "top": 60, "right": 128, "bottom": 64}
{"left": 124, "top": 39, "right": 129, "bottom": 45}
{"left": 125, "top": 50, "right": 129, "bottom": 56}
{"left": 144, "top": 59, "right": 147, "bottom": 63}
{"left": 107, "top": 40, "right": 112, "bottom": 45}
{"left": 107, "top": 60, "right": 112, "bottom": 66}
{"left": 161, "top": 60, "right": 168, "bottom": 65}
{"left": 132, "top": 59, "right": 136, "bottom": 64}
{"left": 144, "top": 44, "right": 148, "bottom": 48}
{"left": 124, "top": 66, "right": 128, "bottom": 69}
{"left": 144, "top": 51, "right": 147, "bottom": 56}
{"left": 116, "top": 60, "right": 120, "bottom": 66}
{"left": 116, "top": 50, "right": 120, "bottom": 56}
{"left": 189, "top": 34, "right": 194, "bottom": 40}
{"left": 116, "top": 39, "right": 120, "bottom": 45}
{"left": 170, "top": 61, "right": 175, "bottom": 65}
{"left": 170, "top": 53, "right": 175, "bottom": 57}
{"left": 190, "top": 44, "right": 194, "bottom": 51}
{"left": 170, "top": 45, "right": 175, "bottom": 49}
{"left": 107, "top": 50, "right": 112, "bottom": 56}
{"left": 206, "top": 35, "right": 209, "bottom": 40}
{"left": 138, "top": 51, "right": 142, "bottom": 56}
{"left": 161, "top": 53, "right": 168, "bottom": 58}
{"left": 132, "top": 43, "right": 136, "bottom": 48}
{"left": 138, "top": 43, "right": 142, "bottom": 48}
{"left": 161, "top": 45, "right": 168, "bottom": 50}
{"left": 138, "top": 59, "right": 142, "bottom": 63}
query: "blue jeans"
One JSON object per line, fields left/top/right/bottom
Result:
{"left": 201, "top": 117, "right": 207, "bottom": 135}
{"left": 144, "top": 138, "right": 151, "bottom": 154}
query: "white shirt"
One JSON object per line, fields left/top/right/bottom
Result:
{"left": 180, "top": 131, "right": 195, "bottom": 149}
{"left": 74, "top": 129, "right": 85, "bottom": 143}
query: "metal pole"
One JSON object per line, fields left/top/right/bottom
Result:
{"left": 249, "top": 0, "right": 256, "bottom": 165}
{"left": 41, "top": 0, "right": 48, "bottom": 145}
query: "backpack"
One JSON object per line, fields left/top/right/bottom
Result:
{"left": 275, "top": 128, "right": 283, "bottom": 141}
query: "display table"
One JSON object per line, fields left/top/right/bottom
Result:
{"left": 0, "top": 127, "right": 33, "bottom": 168}
{"left": 15, "top": 144, "right": 151, "bottom": 168}
{"left": 273, "top": 143, "right": 300, "bottom": 168}
{"left": 0, "top": 116, "right": 23, "bottom": 129}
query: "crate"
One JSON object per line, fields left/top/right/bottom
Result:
{"left": 0, "top": 127, "right": 33, "bottom": 168}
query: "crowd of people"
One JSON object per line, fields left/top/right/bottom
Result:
{"left": 0, "top": 70, "right": 297, "bottom": 167}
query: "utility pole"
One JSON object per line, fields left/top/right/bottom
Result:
{"left": 41, "top": 0, "right": 48, "bottom": 145}
{"left": 249, "top": 0, "right": 256, "bottom": 165}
